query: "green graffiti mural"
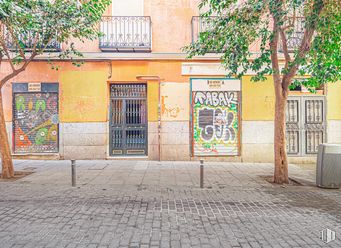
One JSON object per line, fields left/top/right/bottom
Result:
{"left": 16, "top": 96, "right": 26, "bottom": 111}
{"left": 193, "top": 91, "right": 239, "bottom": 156}
{"left": 35, "top": 99, "right": 46, "bottom": 112}
{"left": 13, "top": 92, "right": 59, "bottom": 153}
{"left": 35, "top": 128, "right": 48, "bottom": 145}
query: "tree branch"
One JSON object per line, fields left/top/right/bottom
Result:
{"left": 269, "top": 2, "right": 282, "bottom": 89}
{"left": 282, "top": 12, "right": 297, "bottom": 31}
{"left": 0, "top": 51, "right": 37, "bottom": 89}
{"left": 282, "top": 0, "right": 324, "bottom": 89}
{"left": 6, "top": 25, "right": 26, "bottom": 59}
{"left": 0, "top": 52, "right": 3, "bottom": 70}
{"left": 279, "top": 29, "right": 291, "bottom": 69}
{"left": 0, "top": 34, "right": 15, "bottom": 72}
{"left": 0, "top": 25, "right": 58, "bottom": 90}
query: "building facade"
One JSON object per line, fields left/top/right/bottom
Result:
{"left": 1, "top": 0, "right": 341, "bottom": 163}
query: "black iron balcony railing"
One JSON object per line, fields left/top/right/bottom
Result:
{"left": 3, "top": 27, "right": 61, "bottom": 52}
{"left": 279, "top": 17, "right": 305, "bottom": 52}
{"left": 100, "top": 16, "right": 152, "bottom": 52}
{"left": 192, "top": 16, "right": 304, "bottom": 54}
{"left": 191, "top": 16, "right": 217, "bottom": 43}
{"left": 191, "top": 16, "right": 222, "bottom": 54}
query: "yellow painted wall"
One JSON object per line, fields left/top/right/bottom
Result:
{"left": 1, "top": 60, "right": 190, "bottom": 122}
{"left": 327, "top": 81, "right": 341, "bottom": 120}
{"left": 59, "top": 71, "right": 108, "bottom": 122}
{"left": 1, "top": 60, "right": 340, "bottom": 127}
{"left": 242, "top": 76, "right": 275, "bottom": 121}
{"left": 147, "top": 82, "right": 159, "bottom": 122}
{"left": 109, "top": 61, "right": 188, "bottom": 83}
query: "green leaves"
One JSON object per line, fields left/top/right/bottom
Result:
{"left": 184, "top": 0, "right": 341, "bottom": 89}
{"left": 301, "top": 2, "right": 341, "bottom": 87}
{"left": 0, "top": 0, "right": 110, "bottom": 64}
{"left": 184, "top": 0, "right": 272, "bottom": 81}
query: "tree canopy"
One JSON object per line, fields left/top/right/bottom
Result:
{"left": 0, "top": 0, "right": 110, "bottom": 179}
{"left": 185, "top": 0, "right": 341, "bottom": 184}
{"left": 185, "top": 0, "right": 341, "bottom": 91}
{"left": 0, "top": 0, "right": 110, "bottom": 80}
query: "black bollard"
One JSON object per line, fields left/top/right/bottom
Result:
{"left": 71, "top": 160, "right": 76, "bottom": 187}
{"left": 200, "top": 159, "right": 204, "bottom": 188}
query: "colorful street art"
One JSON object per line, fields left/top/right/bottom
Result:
{"left": 193, "top": 91, "right": 239, "bottom": 156}
{"left": 13, "top": 92, "right": 59, "bottom": 153}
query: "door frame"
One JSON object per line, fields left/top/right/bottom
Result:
{"left": 189, "top": 77, "right": 242, "bottom": 157}
{"left": 108, "top": 82, "right": 148, "bottom": 156}
{"left": 286, "top": 95, "right": 327, "bottom": 157}
{"left": 12, "top": 82, "right": 60, "bottom": 154}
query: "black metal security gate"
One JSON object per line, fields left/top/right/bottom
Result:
{"left": 110, "top": 84, "right": 148, "bottom": 156}
{"left": 286, "top": 96, "right": 326, "bottom": 156}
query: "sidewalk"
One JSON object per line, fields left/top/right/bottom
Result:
{"left": 10, "top": 160, "right": 316, "bottom": 188}
{"left": 0, "top": 160, "right": 339, "bottom": 248}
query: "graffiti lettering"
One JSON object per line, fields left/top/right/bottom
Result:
{"left": 198, "top": 108, "right": 236, "bottom": 142}
{"left": 198, "top": 108, "right": 214, "bottom": 140}
{"left": 224, "top": 112, "right": 236, "bottom": 141}
{"left": 161, "top": 96, "right": 183, "bottom": 118}
{"left": 193, "top": 90, "right": 239, "bottom": 156}
{"left": 14, "top": 92, "right": 59, "bottom": 153}
{"left": 194, "top": 91, "right": 237, "bottom": 107}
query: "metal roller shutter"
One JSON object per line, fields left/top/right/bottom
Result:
{"left": 192, "top": 91, "right": 240, "bottom": 156}
{"left": 13, "top": 83, "right": 59, "bottom": 153}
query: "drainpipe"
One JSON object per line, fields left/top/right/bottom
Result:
{"left": 158, "top": 82, "right": 161, "bottom": 162}
{"left": 136, "top": 75, "right": 164, "bottom": 161}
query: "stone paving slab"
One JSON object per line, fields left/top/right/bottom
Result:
{"left": 0, "top": 160, "right": 339, "bottom": 248}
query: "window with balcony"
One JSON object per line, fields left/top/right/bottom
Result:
{"left": 191, "top": 16, "right": 222, "bottom": 53}
{"left": 191, "top": 16, "right": 217, "bottom": 44}
{"left": 192, "top": 13, "right": 305, "bottom": 54}
{"left": 99, "top": 0, "right": 151, "bottom": 52}
{"left": 99, "top": 16, "right": 152, "bottom": 52}
{"left": 279, "top": 16, "right": 305, "bottom": 52}
{"left": 3, "top": 27, "right": 61, "bottom": 52}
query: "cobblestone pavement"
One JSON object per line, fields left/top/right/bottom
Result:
{"left": 0, "top": 160, "right": 340, "bottom": 248}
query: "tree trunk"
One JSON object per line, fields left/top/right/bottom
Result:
{"left": 0, "top": 89, "right": 14, "bottom": 179}
{"left": 273, "top": 83, "right": 289, "bottom": 184}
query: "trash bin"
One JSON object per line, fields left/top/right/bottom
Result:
{"left": 316, "top": 144, "right": 341, "bottom": 189}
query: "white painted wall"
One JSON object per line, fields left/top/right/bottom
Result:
{"left": 327, "top": 120, "right": 341, "bottom": 144}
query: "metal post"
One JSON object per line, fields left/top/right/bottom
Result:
{"left": 71, "top": 160, "right": 76, "bottom": 187}
{"left": 200, "top": 159, "right": 204, "bottom": 189}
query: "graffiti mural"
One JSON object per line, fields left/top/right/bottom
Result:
{"left": 13, "top": 92, "right": 59, "bottom": 153}
{"left": 193, "top": 91, "right": 239, "bottom": 156}
{"left": 161, "top": 95, "right": 183, "bottom": 118}
{"left": 160, "top": 83, "right": 189, "bottom": 121}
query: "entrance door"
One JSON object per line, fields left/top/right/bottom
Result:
{"left": 109, "top": 84, "right": 148, "bottom": 156}
{"left": 286, "top": 96, "right": 326, "bottom": 156}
